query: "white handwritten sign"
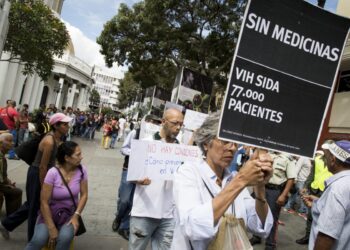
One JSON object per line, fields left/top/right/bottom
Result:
{"left": 184, "top": 109, "right": 208, "bottom": 131}
{"left": 127, "top": 140, "right": 202, "bottom": 181}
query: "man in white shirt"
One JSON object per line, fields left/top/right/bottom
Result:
{"left": 66, "top": 107, "right": 76, "bottom": 141}
{"left": 117, "top": 115, "right": 126, "bottom": 141}
{"left": 284, "top": 157, "right": 312, "bottom": 217}
{"left": 129, "top": 108, "right": 184, "bottom": 250}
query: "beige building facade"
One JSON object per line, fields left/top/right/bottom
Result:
{"left": 0, "top": 0, "right": 93, "bottom": 111}
{"left": 319, "top": 0, "right": 350, "bottom": 143}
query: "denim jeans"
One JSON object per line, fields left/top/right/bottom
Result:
{"left": 285, "top": 181, "right": 307, "bottom": 213}
{"left": 110, "top": 133, "right": 117, "bottom": 148}
{"left": 115, "top": 169, "right": 135, "bottom": 230}
{"left": 67, "top": 127, "right": 73, "bottom": 141}
{"left": 8, "top": 129, "right": 17, "bottom": 158}
{"left": 18, "top": 128, "right": 27, "bottom": 145}
{"left": 129, "top": 217, "right": 175, "bottom": 250}
{"left": 25, "top": 223, "right": 74, "bottom": 250}
{"left": 82, "top": 127, "right": 92, "bottom": 139}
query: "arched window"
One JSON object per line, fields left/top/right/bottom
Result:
{"left": 40, "top": 86, "right": 49, "bottom": 107}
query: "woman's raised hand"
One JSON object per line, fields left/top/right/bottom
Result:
{"left": 238, "top": 149, "right": 273, "bottom": 186}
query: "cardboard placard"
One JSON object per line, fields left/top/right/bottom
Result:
{"left": 127, "top": 140, "right": 202, "bottom": 181}
{"left": 219, "top": 0, "right": 350, "bottom": 158}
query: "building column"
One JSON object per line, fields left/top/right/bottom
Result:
{"left": 66, "top": 82, "right": 77, "bottom": 108}
{"left": 55, "top": 77, "right": 64, "bottom": 108}
{"left": 2, "top": 61, "right": 20, "bottom": 103}
{"left": 21, "top": 74, "right": 36, "bottom": 106}
{"left": 35, "top": 81, "right": 45, "bottom": 109}
{"left": 29, "top": 78, "right": 41, "bottom": 110}
{"left": 12, "top": 65, "right": 27, "bottom": 104}
{"left": 77, "top": 86, "right": 85, "bottom": 109}
{"left": 83, "top": 87, "right": 90, "bottom": 108}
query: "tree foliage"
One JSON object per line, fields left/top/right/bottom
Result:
{"left": 117, "top": 72, "right": 141, "bottom": 109}
{"left": 100, "top": 106, "right": 114, "bottom": 116}
{"left": 2, "top": 0, "right": 69, "bottom": 80}
{"left": 97, "top": 0, "right": 246, "bottom": 88}
{"left": 89, "top": 88, "right": 100, "bottom": 106}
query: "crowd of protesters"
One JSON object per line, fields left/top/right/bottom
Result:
{"left": 110, "top": 110, "right": 350, "bottom": 250}
{"left": 0, "top": 101, "right": 349, "bottom": 250}
{"left": 0, "top": 101, "right": 133, "bottom": 152}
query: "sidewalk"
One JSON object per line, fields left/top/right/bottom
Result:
{"left": 1, "top": 132, "right": 308, "bottom": 250}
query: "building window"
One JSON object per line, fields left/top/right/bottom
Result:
{"left": 338, "top": 70, "right": 350, "bottom": 93}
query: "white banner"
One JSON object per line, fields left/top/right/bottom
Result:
{"left": 127, "top": 140, "right": 202, "bottom": 181}
{"left": 184, "top": 109, "right": 208, "bottom": 131}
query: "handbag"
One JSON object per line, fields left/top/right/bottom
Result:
{"left": 52, "top": 205, "right": 74, "bottom": 229}
{"left": 201, "top": 180, "right": 253, "bottom": 250}
{"left": 55, "top": 167, "right": 86, "bottom": 236}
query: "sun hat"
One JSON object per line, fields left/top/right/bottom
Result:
{"left": 49, "top": 113, "right": 72, "bottom": 125}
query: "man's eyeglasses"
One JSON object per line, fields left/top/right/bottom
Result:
{"left": 166, "top": 119, "right": 184, "bottom": 128}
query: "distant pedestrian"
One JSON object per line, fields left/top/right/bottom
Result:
{"left": 117, "top": 115, "right": 126, "bottom": 142}
{"left": 284, "top": 157, "right": 312, "bottom": 217}
{"left": 109, "top": 118, "right": 119, "bottom": 148}
{"left": 66, "top": 107, "right": 76, "bottom": 141}
{"left": 101, "top": 120, "right": 112, "bottom": 149}
{"left": 0, "top": 100, "right": 19, "bottom": 159}
{"left": 18, "top": 104, "right": 29, "bottom": 145}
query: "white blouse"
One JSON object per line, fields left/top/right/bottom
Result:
{"left": 171, "top": 159, "right": 273, "bottom": 250}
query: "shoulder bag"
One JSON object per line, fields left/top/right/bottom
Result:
{"left": 201, "top": 179, "right": 253, "bottom": 250}
{"left": 55, "top": 167, "right": 86, "bottom": 236}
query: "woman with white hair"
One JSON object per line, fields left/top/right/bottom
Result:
{"left": 171, "top": 112, "right": 274, "bottom": 249}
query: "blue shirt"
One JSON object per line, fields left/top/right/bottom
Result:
{"left": 228, "top": 146, "right": 245, "bottom": 172}
{"left": 309, "top": 170, "right": 350, "bottom": 250}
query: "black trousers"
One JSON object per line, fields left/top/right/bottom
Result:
{"left": 252, "top": 186, "right": 283, "bottom": 250}
{"left": 265, "top": 187, "right": 283, "bottom": 249}
{"left": 0, "top": 184, "right": 22, "bottom": 216}
{"left": 1, "top": 166, "right": 41, "bottom": 241}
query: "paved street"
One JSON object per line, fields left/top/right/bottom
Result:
{"left": 1, "top": 132, "right": 308, "bottom": 250}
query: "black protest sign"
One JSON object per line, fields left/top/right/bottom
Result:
{"left": 219, "top": 0, "right": 350, "bottom": 157}
{"left": 177, "top": 68, "right": 213, "bottom": 114}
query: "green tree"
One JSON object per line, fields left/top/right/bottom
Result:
{"left": 100, "top": 106, "right": 114, "bottom": 116}
{"left": 1, "top": 0, "right": 69, "bottom": 80}
{"left": 97, "top": 0, "right": 246, "bottom": 88}
{"left": 89, "top": 88, "right": 100, "bottom": 106}
{"left": 117, "top": 72, "right": 141, "bottom": 109}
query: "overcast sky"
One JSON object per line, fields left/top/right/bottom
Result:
{"left": 60, "top": 0, "right": 138, "bottom": 77}
{"left": 59, "top": 0, "right": 340, "bottom": 78}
